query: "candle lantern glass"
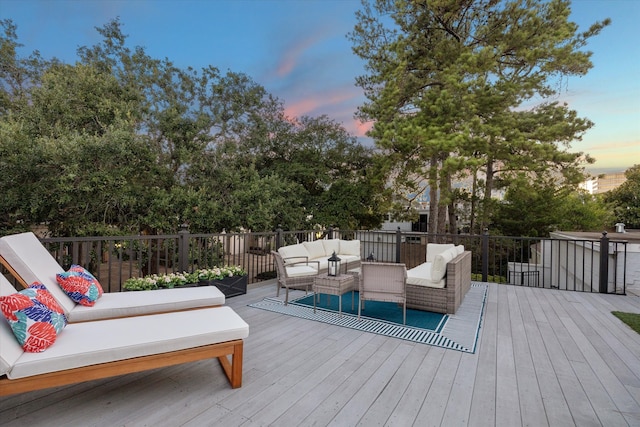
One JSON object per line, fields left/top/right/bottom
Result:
{"left": 328, "top": 251, "right": 341, "bottom": 276}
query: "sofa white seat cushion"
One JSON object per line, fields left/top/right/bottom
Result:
{"left": 4, "top": 305, "right": 248, "bottom": 379}
{"left": 0, "top": 232, "right": 226, "bottom": 321}
{"left": 406, "top": 263, "right": 445, "bottom": 289}
{"left": 314, "top": 254, "right": 361, "bottom": 272}
{"left": 285, "top": 265, "right": 318, "bottom": 277}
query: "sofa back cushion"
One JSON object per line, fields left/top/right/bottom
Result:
{"left": 455, "top": 245, "right": 465, "bottom": 255}
{"left": 278, "top": 243, "right": 310, "bottom": 263}
{"left": 340, "top": 240, "right": 361, "bottom": 257}
{"left": 426, "top": 243, "right": 455, "bottom": 263}
{"left": 322, "top": 239, "right": 341, "bottom": 257}
{"left": 431, "top": 247, "right": 458, "bottom": 282}
{"left": 303, "top": 240, "right": 327, "bottom": 260}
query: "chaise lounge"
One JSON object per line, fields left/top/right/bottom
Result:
{"left": 0, "top": 232, "right": 226, "bottom": 322}
{"left": 0, "top": 275, "right": 249, "bottom": 395}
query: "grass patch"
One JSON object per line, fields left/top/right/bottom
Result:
{"left": 471, "top": 273, "right": 507, "bottom": 283}
{"left": 612, "top": 311, "right": 640, "bottom": 334}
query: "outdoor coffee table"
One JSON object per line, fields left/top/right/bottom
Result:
{"left": 313, "top": 273, "right": 356, "bottom": 316}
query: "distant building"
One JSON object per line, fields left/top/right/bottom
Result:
{"left": 580, "top": 171, "right": 627, "bottom": 194}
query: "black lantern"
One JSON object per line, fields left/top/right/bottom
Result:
{"left": 328, "top": 251, "right": 341, "bottom": 276}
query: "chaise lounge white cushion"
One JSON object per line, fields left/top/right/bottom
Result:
{"left": 5, "top": 305, "right": 248, "bottom": 379}
{"left": 0, "top": 277, "right": 24, "bottom": 375}
{"left": 0, "top": 232, "right": 226, "bottom": 322}
{"left": 1, "top": 272, "right": 248, "bottom": 380}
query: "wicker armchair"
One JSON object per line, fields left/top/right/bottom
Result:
{"left": 271, "top": 251, "right": 319, "bottom": 305}
{"left": 358, "top": 262, "right": 407, "bottom": 324}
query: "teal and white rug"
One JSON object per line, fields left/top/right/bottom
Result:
{"left": 249, "top": 282, "right": 487, "bottom": 353}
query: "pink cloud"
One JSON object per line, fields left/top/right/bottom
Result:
{"left": 276, "top": 33, "right": 326, "bottom": 78}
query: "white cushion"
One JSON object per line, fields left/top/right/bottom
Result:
{"left": 0, "top": 276, "right": 24, "bottom": 375}
{"left": 339, "top": 240, "right": 360, "bottom": 257}
{"left": 431, "top": 247, "right": 457, "bottom": 282}
{"left": 0, "top": 232, "right": 76, "bottom": 314}
{"left": 426, "top": 243, "right": 455, "bottom": 263}
{"left": 406, "top": 263, "right": 445, "bottom": 289}
{"left": 285, "top": 265, "right": 318, "bottom": 277}
{"left": 321, "top": 239, "right": 340, "bottom": 257}
{"left": 278, "top": 243, "right": 310, "bottom": 263}
{"left": 455, "top": 245, "right": 464, "bottom": 255}
{"left": 6, "top": 306, "right": 249, "bottom": 379}
{"left": 67, "top": 286, "right": 226, "bottom": 322}
{"left": 303, "top": 240, "right": 327, "bottom": 260}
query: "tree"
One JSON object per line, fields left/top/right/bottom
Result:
{"left": 1, "top": 18, "right": 383, "bottom": 236}
{"left": 349, "top": 0, "right": 609, "bottom": 234}
{"left": 491, "top": 177, "right": 611, "bottom": 237}
{"left": 604, "top": 165, "right": 640, "bottom": 229}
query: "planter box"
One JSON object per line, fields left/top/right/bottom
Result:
{"left": 198, "top": 275, "right": 248, "bottom": 298}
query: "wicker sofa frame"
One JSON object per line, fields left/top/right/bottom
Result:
{"left": 406, "top": 251, "right": 472, "bottom": 314}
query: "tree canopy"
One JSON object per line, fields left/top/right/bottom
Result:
{"left": 0, "top": 18, "right": 386, "bottom": 236}
{"left": 349, "top": 0, "right": 610, "bottom": 234}
{"left": 604, "top": 165, "right": 640, "bottom": 229}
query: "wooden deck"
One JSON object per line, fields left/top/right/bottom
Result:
{"left": 2, "top": 281, "right": 640, "bottom": 426}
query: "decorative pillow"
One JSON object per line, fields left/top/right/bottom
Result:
{"left": 0, "top": 283, "right": 67, "bottom": 352}
{"left": 56, "top": 264, "right": 104, "bottom": 307}
{"left": 339, "top": 240, "right": 361, "bottom": 256}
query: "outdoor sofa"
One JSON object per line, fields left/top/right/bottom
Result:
{"left": 277, "top": 238, "right": 362, "bottom": 274}
{"left": 0, "top": 232, "right": 226, "bottom": 322}
{"left": 405, "top": 243, "right": 472, "bottom": 314}
{"left": 0, "top": 275, "right": 249, "bottom": 395}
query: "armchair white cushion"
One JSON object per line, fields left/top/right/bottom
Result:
{"left": 426, "top": 243, "right": 455, "bottom": 263}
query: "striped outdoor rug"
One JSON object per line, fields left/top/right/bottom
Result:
{"left": 249, "top": 282, "right": 487, "bottom": 353}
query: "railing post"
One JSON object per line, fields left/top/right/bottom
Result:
{"left": 396, "top": 227, "right": 402, "bottom": 263}
{"left": 482, "top": 228, "right": 489, "bottom": 283}
{"left": 178, "top": 224, "right": 190, "bottom": 273}
{"left": 276, "top": 227, "right": 283, "bottom": 250}
{"left": 328, "top": 227, "right": 334, "bottom": 240}
{"left": 599, "top": 231, "right": 609, "bottom": 293}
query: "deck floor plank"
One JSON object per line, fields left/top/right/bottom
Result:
{"left": 2, "top": 282, "right": 640, "bottom": 426}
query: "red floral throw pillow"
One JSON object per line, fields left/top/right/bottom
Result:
{"left": 0, "top": 283, "right": 68, "bottom": 352}
{"left": 56, "top": 264, "right": 104, "bottom": 307}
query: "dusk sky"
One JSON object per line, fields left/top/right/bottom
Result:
{"left": 3, "top": 0, "right": 639, "bottom": 172}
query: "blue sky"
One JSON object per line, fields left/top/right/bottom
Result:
{"left": 2, "top": 0, "right": 638, "bottom": 172}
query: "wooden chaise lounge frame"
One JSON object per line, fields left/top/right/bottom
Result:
{"left": 0, "top": 339, "right": 244, "bottom": 396}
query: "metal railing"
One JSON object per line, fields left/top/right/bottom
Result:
{"left": 2, "top": 227, "right": 628, "bottom": 295}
